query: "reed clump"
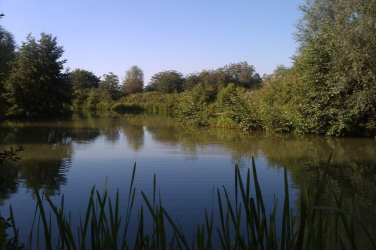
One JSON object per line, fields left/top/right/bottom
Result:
{"left": 1, "top": 154, "right": 375, "bottom": 249}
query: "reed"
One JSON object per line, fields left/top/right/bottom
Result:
{"left": 1, "top": 154, "right": 375, "bottom": 249}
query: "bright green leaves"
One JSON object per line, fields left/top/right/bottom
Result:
{"left": 293, "top": 0, "right": 376, "bottom": 136}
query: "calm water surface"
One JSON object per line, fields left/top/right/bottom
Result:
{"left": 1, "top": 112, "right": 376, "bottom": 245}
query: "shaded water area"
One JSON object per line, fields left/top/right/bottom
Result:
{"left": 1, "top": 112, "right": 376, "bottom": 247}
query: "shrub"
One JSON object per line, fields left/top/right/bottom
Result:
{"left": 177, "top": 84, "right": 213, "bottom": 126}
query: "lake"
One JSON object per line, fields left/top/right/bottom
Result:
{"left": 1, "top": 112, "right": 376, "bottom": 247}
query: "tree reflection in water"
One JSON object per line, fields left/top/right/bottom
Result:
{"left": 0, "top": 113, "right": 375, "bottom": 242}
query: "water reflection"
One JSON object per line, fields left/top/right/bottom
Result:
{"left": 122, "top": 123, "right": 144, "bottom": 151}
{"left": 0, "top": 112, "right": 376, "bottom": 239}
{"left": 0, "top": 165, "right": 19, "bottom": 206}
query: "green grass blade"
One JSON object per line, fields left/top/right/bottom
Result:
{"left": 33, "top": 187, "right": 52, "bottom": 250}
{"left": 161, "top": 207, "right": 189, "bottom": 249}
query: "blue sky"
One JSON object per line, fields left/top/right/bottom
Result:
{"left": 1, "top": 0, "right": 302, "bottom": 84}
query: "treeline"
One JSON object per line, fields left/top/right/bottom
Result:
{"left": 178, "top": 0, "right": 376, "bottom": 137}
{"left": 1, "top": 0, "right": 376, "bottom": 136}
{"left": 0, "top": 25, "right": 261, "bottom": 117}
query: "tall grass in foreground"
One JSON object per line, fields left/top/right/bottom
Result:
{"left": 1, "top": 154, "right": 376, "bottom": 249}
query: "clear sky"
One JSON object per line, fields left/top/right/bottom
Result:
{"left": 1, "top": 0, "right": 303, "bottom": 84}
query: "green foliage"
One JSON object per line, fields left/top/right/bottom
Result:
{"left": 216, "top": 83, "right": 260, "bottom": 130}
{"left": 121, "top": 92, "right": 180, "bottom": 113}
{"left": 5, "top": 33, "right": 71, "bottom": 118}
{"left": 217, "top": 83, "right": 238, "bottom": 110}
{"left": 182, "top": 73, "right": 200, "bottom": 91}
{"left": 198, "top": 70, "right": 227, "bottom": 98}
{"left": 83, "top": 89, "right": 101, "bottom": 110}
{"left": 294, "top": 0, "right": 376, "bottom": 136}
{"left": 254, "top": 68, "right": 301, "bottom": 132}
{"left": 192, "top": 62, "right": 261, "bottom": 98}
{"left": 100, "top": 72, "right": 119, "bottom": 91}
{"left": 100, "top": 72, "right": 122, "bottom": 100}
{"left": 184, "top": 0, "right": 376, "bottom": 136}
{"left": 0, "top": 25, "right": 15, "bottom": 93}
{"left": 222, "top": 61, "right": 262, "bottom": 89}
{"left": 262, "top": 65, "right": 290, "bottom": 83}
{"left": 294, "top": 35, "right": 337, "bottom": 134}
{"left": 122, "top": 66, "right": 144, "bottom": 94}
{"left": 68, "top": 68, "right": 100, "bottom": 90}
{"left": 150, "top": 70, "right": 184, "bottom": 94}
{"left": 71, "top": 89, "right": 88, "bottom": 110}
{"left": 2, "top": 4, "right": 375, "bottom": 137}
{"left": 177, "top": 84, "right": 213, "bottom": 126}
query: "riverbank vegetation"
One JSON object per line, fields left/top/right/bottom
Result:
{"left": 1, "top": 0, "right": 376, "bottom": 136}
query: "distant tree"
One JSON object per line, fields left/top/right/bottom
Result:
{"left": 100, "top": 72, "right": 121, "bottom": 100}
{"left": 198, "top": 70, "right": 227, "bottom": 100}
{"left": 143, "top": 84, "right": 154, "bottom": 92}
{"left": 5, "top": 33, "right": 71, "bottom": 117}
{"left": 190, "top": 62, "right": 261, "bottom": 99}
{"left": 262, "top": 65, "right": 290, "bottom": 83}
{"left": 222, "top": 61, "right": 261, "bottom": 88}
{"left": 100, "top": 72, "right": 119, "bottom": 90}
{"left": 183, "top": 73, "right": 200, "bottom": 91}
{"left": 199, "top": 70, "right": 220, "bottom": 92}
{"left": 150, "top": 70, "right": 184, "bottom": 94}
{"left": 68, "top": 69, "right": 100, "bottom": 90}
{"left": 122, "top": 66, "right": 144, "bottom": 94}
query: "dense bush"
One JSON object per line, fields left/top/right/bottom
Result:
{"left": 215, "top": 83, "right": 260, "bottom": 130}
{"left": 177, "top": 84, "right": 213, "bottom": 126}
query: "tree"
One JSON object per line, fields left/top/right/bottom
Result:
{"left": 198, "top": 70, "right": 227, "bottom": 95}
{"left": 68, "top": 69, "right": 100, "bottom": 90}
{"left": 0, "top": 26, "right": 16, "bottom": 118}
{"left": 5, "top": 33, "right": 71, "bottom": 117}
{"left": 84, "top": 89, "right": 100, "bottom": 110}
{"left": 262, "top": 65, "right": 290, "bottom": 84}
{"left": 183, "top": 73, "right": 200, "bottom": 91}
{"left": 222, "top": 61, "right": 261, "bottom": 88}
{"left": 0, "top": 26, "right": 15, "bottom": 86}
{"left": 294, "top": 0, "right": 376, "bottom": 135}
{"left": 122, "top": 66, "right": 144, "bottom": 94}
{"left": 100, "top": 72, "right": 119, "bottom": 91}
{"left": 150, "top": 70, "right": 184, "bottom": 94}
{"left": 99, "top": 72, "right": 121, "bottom": 100}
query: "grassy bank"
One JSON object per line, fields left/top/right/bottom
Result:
{"left": 1, "top": 154, "right": 375, "bottom": 249}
